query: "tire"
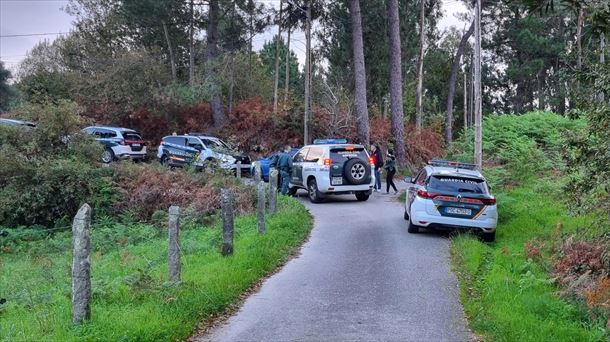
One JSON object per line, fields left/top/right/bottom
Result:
{"left": 355, "top": 192, "right": 369, "bottom": 201}
{"left": 101, "top": 148, "right": 114, "bottom": 163}
{"left": 407, "top": 220, "right": 419, "bottom": 233}
{"left": 343, "top": 158, "right": 370, "bottom": 185}
{"left": 481, "top": 231, "right": 496, "bottom": 242}
{"left": 287, "top": 186, "right": 298, "bottom": 196}
{"left": 307, "top": 179, "right": 323, "bottom": 203}
{"left": 161, "top": 155, "right": 170, "bottom": 167}
{"left": 403, "top": 211, "right": 409, "bottom": 220}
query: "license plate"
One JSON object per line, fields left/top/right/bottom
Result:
{"left": 447, "top": 207, "right": 472, "bottom": 215}
{"left": 332, "top": 177, "right": 343, "bottom": 185}
{"left": 132, "top": 143, "right": 141, "bottom": 147}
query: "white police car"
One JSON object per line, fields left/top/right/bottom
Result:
{"left": 83, "top": 126, "right": 147, "bottom": 163}
{"left": 289, "top": 139, "right": 375, "bottom": 203}
{"left": 404, "top": 160, "right": 497, "bottom": 242}
{"left": 157, "top": 134, "right": 250, "bottom": 173}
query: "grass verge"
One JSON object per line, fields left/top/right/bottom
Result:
{"left": 451, "top": 179, "right": 608, "bottom": 341}
{"left": 0, "top": 196, "right": 312, "bottom": 341}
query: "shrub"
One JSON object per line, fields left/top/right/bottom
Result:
{"left": 112, "top": 163, "right": 254, "bottom": 221}
{"left": 0, "top": 101, "right": 113, "bottom": 227}
{"left": 448, "top": 111, "right": 585, "bottom": 187}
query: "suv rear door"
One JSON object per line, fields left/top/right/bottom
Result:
{"left": 329, "top": 146, "right": 370, "bottom": 185}
{"left": 122, "top": 131, "right": 145, "bottom": 152}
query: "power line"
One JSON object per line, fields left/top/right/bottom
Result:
{"left": 0, "top": 32, "right": 70, "bottom": 38}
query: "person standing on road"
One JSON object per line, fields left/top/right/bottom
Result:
{"left": 276, "top": 145, "right": 293, "bottom": 195}
{"left": 384, "top": 149, "right": 398, "bottom": 194}
{"left": 371, "top": 144, "right": 384, "bottom": 192}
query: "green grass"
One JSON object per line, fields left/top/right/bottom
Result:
{"left": 0, "top": 196, "right": 312, "bottom": 341}
{"left": 451, "top": 179, "right": 608, "bottom": 341}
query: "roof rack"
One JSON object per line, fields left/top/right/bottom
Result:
{"left": 428, "top": 159, "right": 477, "bottom": 170}
{"left": 313, "top": 138, "right": 348, "bottom": 145}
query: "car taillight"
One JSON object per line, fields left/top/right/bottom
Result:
{"left": 119, "top": 140, "right": 127, "bottom": 145}
{"left": 160, "top": 140, "right": 164, "bottom": 146}
{"left": 368, "top": 157, "right": 374, "bottom": 164}
{"left": 481, "top": 198, "right": 496, "bottom": 205}
{"left": 324, "top": 158, "right": 331, "bottom": 166}
{"left": 416, "top": 190, "right": 438, "bottom": 199}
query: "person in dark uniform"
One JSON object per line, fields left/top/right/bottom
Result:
{"left": 271, "top": 145, "right": 293, "bottom": 195}
{"left": 384, "top": 149, "right": 398, "bottom": 194}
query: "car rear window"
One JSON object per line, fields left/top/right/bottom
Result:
{"left": 427, "top": 176, "right": 488, "bottom": 194}
{"left": 164, "top": 137, "right": 186, "bottom": 146}
{"left": 123, "top": 132, "right": 142, "bottom": 141}
{"left": 330, "top": 147, "right": 368, "bottom": 163}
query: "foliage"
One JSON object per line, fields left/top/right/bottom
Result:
{"left": 448, "top": 111, "right": 585, "bottom": 188}
{"left": 451, "top": 181, "right": 608, "bottom": 341}
{"left": 0, "top": 196, "right": 312, "bottom": 341}
{"left": 0, "top": 101, "right": 113, "bottom": 226}
{"left": 564, "top": 63, "right": 610, "bottom": 222}
{"left": 0, "top": 62, "right": 17, "bottom": 112}
{"left": 258, "top": 35, "right": 304, "bottom": 97}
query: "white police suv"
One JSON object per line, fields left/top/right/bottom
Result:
{"left": 289, "top": 139, "right": 375, "bottom": 203}
{"left": 404, "top": 160, "right": 497, "bottom": 242}
{"left": 83, "top": 126, "right": 147, "bottom": 163}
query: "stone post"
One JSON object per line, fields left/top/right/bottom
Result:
{"left": 236, "top": 161, "right": 242, "bottom": 179}
{"left": 269, "top": 169, "right": 279, "bottom": 214}
{"left": 72, "top": 203, "right": 92, "bottom": 324}
{"left": 257, "top": 181, "right": 266, "bottom": 233}
{"left": 220, "top": 189, "right": 234, "bottom": 256}
{"left": 168, "top": 206, "right": 181, "bottom": 283}
{"left": 254, "top": 163, "right": 262, "bottom": 182}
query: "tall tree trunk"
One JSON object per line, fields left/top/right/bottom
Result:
{"left": 162, "top": 20, "right": 177, "bottom": 82}
{"left": 303, "top": 2, "right": 312, "bottom": 145}
{"left": 207, "top": 0, "right": 227, "bottom": 127}
{"left": 284, "top": 28, "right": 291, "bottom": 109}
{"left": 600, "top": 33, "right": 606, "bottom": 103}
{"left": 415, "top": 0, "right": 425, "bottom": 131}
{"left": 463, "top": 71, "right": 468, "bottom": 131}
{"left": 445, "top": 20, "right": 474, "bottom": 144}
{"left": 273, "top": 0, "right": 283, "bottom": 114}
{"left": 474, "top": 0, "right": 482, "bottom": 170}
{"left": 248, "top": 0, "right": 254, "bottom": 69}
{"left": 349, "top": 0, "right": 370, "bottom": 146}
{"left": 386, "top": 0, "right": 405, "bottom": 166}
{"left": 577, "top": 8, "right": 584, "bottom": 72}
{"left": 229, "top": 52, "right": 235, "bottom": 114}
{"left": 189, "top": 0, "right": 195, "bottom": 86}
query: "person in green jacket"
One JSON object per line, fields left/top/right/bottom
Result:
{"left": 270, "top": 145, "right": 294, "bottom": 195}
{"left": 384, "top": 149, "right": 398, "bottom": 194}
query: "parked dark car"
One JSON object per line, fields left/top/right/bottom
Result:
{"left": 250, "top": 147, "right": 301, "bottom": 182}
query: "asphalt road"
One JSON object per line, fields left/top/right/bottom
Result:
{"left": 199, "top": 187, "right": 472, "bottom": 342}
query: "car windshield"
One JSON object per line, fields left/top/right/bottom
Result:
{"left": 201, "top": 138, "right": 230, "bottom": 151}
{"left": 427, "top": 175, "right": 488, "bottom": 194}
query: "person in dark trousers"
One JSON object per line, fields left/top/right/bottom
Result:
{"left": 371, "top": 144, "right": 384, "bottom": 192}
{"left": 384, "top": 149, "right": 398, "bottom": 194}
{"left": 271, "top": 145, "right": 294, "bottom": 195}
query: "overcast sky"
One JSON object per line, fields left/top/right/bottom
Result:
{"left": 1, "top": 0, "right": 468, "bottom": 76}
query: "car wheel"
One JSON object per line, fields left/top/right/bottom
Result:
{"left": 287, "top": 186, "right": 298, "bottom": 196}
{"left": 403, "top": 211, "right": 409, "bottom": 220}
{"left": 343, "top": 158, "right": 370, "bottom": 185}
{"left": 355, "top": 192, "right": 369, "bottom": 201}
{"left": 481, "top": 231, "right": 496, "bottom": 242}
{"left": 307, "top": 179, "right": 323, "bottom": 203}
{"left": 161, "top": 155, "right": 170, "bottom": 167}
{"left": 101, "top": 148, "right": 114, "bottom": 164}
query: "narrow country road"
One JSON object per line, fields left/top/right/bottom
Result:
{"left": 199, "top": 187, "right": 472, "bottom": 341}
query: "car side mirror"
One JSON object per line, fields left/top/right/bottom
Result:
{"left": 404, "top": 176, "right": 413, "bottom": 183}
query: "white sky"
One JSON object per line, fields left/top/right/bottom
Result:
{"left": 0, "top": 0, "right": 468, "bottom": 75}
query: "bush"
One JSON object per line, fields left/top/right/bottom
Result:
{"left": 0, "top": 101, "right": 114, "bottom": 227}
{"left": 448, "top": 111, "right": 585, "bottom": 187}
